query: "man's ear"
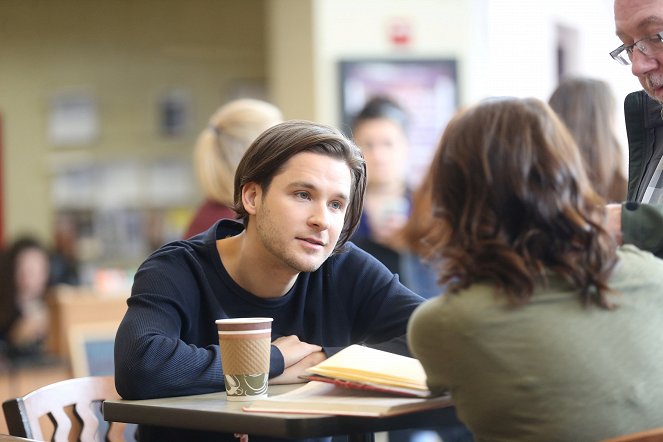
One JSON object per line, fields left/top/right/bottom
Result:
{"left": 242, "top": 182, "right": 261, "bottom": 215}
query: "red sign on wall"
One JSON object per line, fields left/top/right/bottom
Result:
{"left": 388, "top": 18, "right": 412, "bottom": 47}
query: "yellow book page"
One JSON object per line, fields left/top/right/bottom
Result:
{"left": 308, "top": 345, "right": 428, "bottom": 390}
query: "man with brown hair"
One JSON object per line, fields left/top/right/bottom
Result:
{"left": 113, "top": 120, "right": 426, "bottom": 442}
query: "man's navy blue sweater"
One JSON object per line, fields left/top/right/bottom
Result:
{"left": 114, "top": 219, "right": 424, "bottom": 442}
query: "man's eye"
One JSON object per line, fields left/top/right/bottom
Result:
{"left": 296, "top": 191, "right": 310, "bottom": 200}
{"left": 329, "top": 201, "right": 344, "bottom": 210}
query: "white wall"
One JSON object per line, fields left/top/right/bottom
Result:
{"left": 478, "top": 0, "right": 639, "bottom": 143}
{"left": 291, "top": 0, "right": 641, "bottom": 172}
{"left": 313, "top": 0, "right": 473, "bottom": 126}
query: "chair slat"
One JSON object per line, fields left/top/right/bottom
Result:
{"left": 49, "top": 408, "right": 73, "bottom": 441}
{"left": 75, "top": 402, "right": 102, "bottom": 442}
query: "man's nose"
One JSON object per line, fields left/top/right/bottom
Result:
{"left": 308, "top": 204, "right": 330, "bottom": 230}
{"left": 631, "top": 48, "right": 660, "bottom": 76}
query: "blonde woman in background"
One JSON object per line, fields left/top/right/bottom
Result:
{"left": 184, "top": 98, "right": 283, "bottom": 238}
{"left": 548, "top": 77, "right": 627, "bottom": 202}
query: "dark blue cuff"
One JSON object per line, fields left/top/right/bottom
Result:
{"left": 269, "top": 344, "right": 285, "bottom": 377}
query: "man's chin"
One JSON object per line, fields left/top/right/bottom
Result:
{"left": 644, "top": 84, "right": 663, "bottom": 104}
{"left": 289, "top": 257, "right": 326, "bottom": 274}
{"left": 298, "top": 260, "right": 325, "bottom": 273}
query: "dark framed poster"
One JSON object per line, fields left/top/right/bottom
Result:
{"left": 339, "top": 59, "right": 458, "bottom": 187}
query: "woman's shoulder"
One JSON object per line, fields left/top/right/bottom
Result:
{"left": 615, "top": 244, "right": 663, "bottom": 273}
{"left": 610, "top": 244, "right": 663, "bottom": 291}
{"left": 410, "top": 283, "right": 498, "bottom": 327}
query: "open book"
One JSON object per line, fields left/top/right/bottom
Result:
{"left": 242, "top": 381, "right": 451, "bottom": 417}
{"left": 304, "top": 344, "right": 430, "bottom": 397}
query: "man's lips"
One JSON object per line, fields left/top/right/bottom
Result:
{"left": 298, "top": 237, "right": 325, "bottom": 246}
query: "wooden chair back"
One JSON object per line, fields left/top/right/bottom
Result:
{"left": 602, "top": 427, "right": 663, "bottom": 442}
{"left": 2, "top": 375, "right": 127, "bottom": 441}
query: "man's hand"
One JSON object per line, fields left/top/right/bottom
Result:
{"left": 605, "top": 203, "right": 623, "bottom": 245}
{"left": 272, "top": 335, "right": 322, "bottom": 368}
{"left": 270, "top": 351, "right": 327, "bottom": 384}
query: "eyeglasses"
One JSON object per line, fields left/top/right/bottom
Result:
{"left": 610, "top": 32, "right": 663, "bottom": 65}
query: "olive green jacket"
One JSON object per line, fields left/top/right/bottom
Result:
{"left": 408, "top": 245, "right": 663, "bottom": 442}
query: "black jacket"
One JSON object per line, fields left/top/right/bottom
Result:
{"left": 624, "top": 89, "right": 663, "bottom": 202}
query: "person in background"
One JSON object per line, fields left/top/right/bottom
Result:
{"left": 49, "top": 213, "right": 81, "bottom": 286}
{"left": 604, "top": 0, "right": 663, "bottom": 256}
{"left": 548, "top": 77, "right": 627, "bottom": 202}
{"left": 408, "top": 97, "right": 663, "bottom": 441}
{"left": 114, "top": 120, "right": 427, "bottom": 442}
{"left": 352, "top": 97, "right": 470, "bottom": 442}
{"left": 0, "top": 237, "right": 52, "bottom": 364}
{"left": 350, "top": 96, "right": 442, "bottom": 296}
{"left": 183, "top": 98, "right": 283, "bottom": 238}
{"left": 350, "top": 96, "right": 411, "bottom": 274}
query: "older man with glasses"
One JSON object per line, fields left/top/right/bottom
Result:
{"left": 606, "top": 0, "right": 663, "bottom": 257}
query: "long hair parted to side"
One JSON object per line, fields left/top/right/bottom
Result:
{"left": 429, "top": 98, "right": 618, "bottom": 308}
{"left": 233, "top": 120, "right": 367, "bottom": 253}
{"left": 548, "top": 77, "right": 627, "bottom": 202}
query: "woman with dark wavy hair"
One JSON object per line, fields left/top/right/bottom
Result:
{"left": 408, "top": 98, "right": 663, "bottom": 441}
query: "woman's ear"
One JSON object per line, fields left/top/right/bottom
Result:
{"left": 241, "top": 182, "right": 261, "bottom": 215}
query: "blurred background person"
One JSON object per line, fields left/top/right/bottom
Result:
{"left": 409, "top": 97, "right": 663, "bottom": 441}
{"left": 350, "top": 96, "right": 413, "bottom": 274}
{"left": 0, "top": 237, "right": 52, "bottom": 365}
{"left": 548, "top": 77, "right": 627, "bottom": 202}
{"left": 49, "top": 213, "right": 81, "bottom": 286}
{"left": 183, "top": 98, "right": 283, "bottom": 238}
{"left": 352, "top": 96, "right": 470, "bottom": 442}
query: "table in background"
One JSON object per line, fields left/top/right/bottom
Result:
{"left": 47, "top": 285, "right": 128, "bottom": 360}
{"left": 103, "top": 384, "right": 458, "bottom": 442}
